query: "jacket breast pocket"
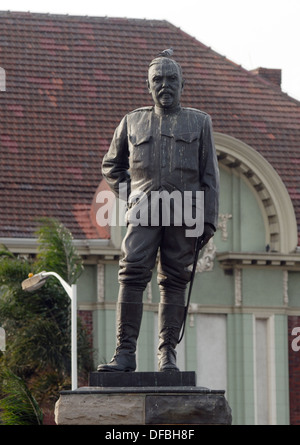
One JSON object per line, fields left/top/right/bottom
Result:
{"left": 129, "top": 133, "right": 151, "bottom": 169}
{"left": 173, "top": 132, "right": 199, "bottom": 173}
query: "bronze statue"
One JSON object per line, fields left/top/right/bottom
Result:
{"left": 97, "top": 50, "right": 219, "bottom": 372}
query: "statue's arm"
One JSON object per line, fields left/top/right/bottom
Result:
{"left": 200, "top": 114, "right": 220, "bottom": 232}
{"left": 102, "top": 115, "right": 131, "bottom": 199}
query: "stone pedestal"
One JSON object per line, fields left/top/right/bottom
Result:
{"left": 54, "top": 372, "right": 232, "bottom": 425}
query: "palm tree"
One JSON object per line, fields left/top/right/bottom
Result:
{"left": 0, "top": 218, "right": 93, "bottom": 424}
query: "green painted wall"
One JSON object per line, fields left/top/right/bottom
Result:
{"left": 287, "top": 272, "right": 300, "bottom": 308}
{"left": 193, "top": 262, "right": 234, "bottom": 306}
{"left": 93, "top": 308, "right": 116, "bottom": 366}
{"left": 77, "top": 265, "right": 97, "bottom": 303}
{"left": 137, "top": 310, "right": 156, "bottom": 371}
{"left": 104, "top": 263, "right": 119, "bottom": 301}
{"left": 242, "top": 269, "right": 283, "bottom": 307}
{"left": 227, "top": 313, "right": 255, "bottom": 425}
{"left": 226, "top": 312, "right": 290, "bottom": 425}
{"left": 216, "top": 167, "right": 266, "bottom": 252}
{"left": 184, "top": 322, "right": 198, "bottom": 372}
{"left": 274, "top": 315, "right": 290, "bottom": 425}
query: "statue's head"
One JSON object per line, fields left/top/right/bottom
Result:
{"left": 147, "top": 50, "right": 184, "bottom": 111}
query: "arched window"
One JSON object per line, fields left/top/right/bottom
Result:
{"left": 215, "top": 133, "right": 297, "bottom": 254}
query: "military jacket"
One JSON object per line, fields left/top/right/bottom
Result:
{"left": 102, "top": 106, "right": 219, "bottom": 229}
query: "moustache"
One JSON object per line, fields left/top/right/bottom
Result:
{"left": 158, "top": 89, "right": 173, "bottom": 96}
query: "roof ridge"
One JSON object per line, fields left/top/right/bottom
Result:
{"left": 2, "top": 9, "right": 299, "bottom": 104}
{"left": 0, "top": 10, "right": 169, "bottom": 24}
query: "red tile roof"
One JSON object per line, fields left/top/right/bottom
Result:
{"left": 0, "top": 11, "right": 300, "bottom": 242}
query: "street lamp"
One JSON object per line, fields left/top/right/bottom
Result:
{"left": 22, "top": 271, "right": 77, "bottom": 390}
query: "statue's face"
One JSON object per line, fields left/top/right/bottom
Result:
{"left": 147, "top": 58, "right": 184, "bottom": 110}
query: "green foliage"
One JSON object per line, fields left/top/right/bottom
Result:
{"left": 0, "top": 367, "right": 43, "bottom": 425}
{"left": 35, "top": 217, "right": 83, "bottom": 285}
{"left": 0, "top": 251, "right": 71, "bottom": 378}
{"left": 0, "top": 218, "right": 93, "bottom": 424}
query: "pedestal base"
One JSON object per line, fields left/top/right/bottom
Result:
{"left": 55, "top": 372, "right": 232, "bottom": 425}
{"left": 89, "top": 370, "right": 196, "bottom": 387}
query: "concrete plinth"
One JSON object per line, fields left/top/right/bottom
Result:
{"left": 54, "top": 372, "right": 232, "bottom": 425}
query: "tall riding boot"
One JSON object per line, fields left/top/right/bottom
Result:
{"left": 157, "top": 303, "right": 185, "bottom": 372}
{"left": 97, "top": 301, "right": 143, "bottom": 372}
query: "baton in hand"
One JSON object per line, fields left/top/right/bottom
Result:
{"left": 178, "top": 236, "right": 206, "bottom": 344}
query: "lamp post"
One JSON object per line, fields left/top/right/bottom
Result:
{"left": 22, "top": 271, "right": 77, "bottom": 390}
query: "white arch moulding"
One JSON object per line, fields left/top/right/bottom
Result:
{"left": 214, "top": 132, "right": 298, "bottom": 254}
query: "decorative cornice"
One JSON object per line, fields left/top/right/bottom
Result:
{"left": 217, "top": 251, "right": 300, "bottom": 270}
{"left": 0, "top": 237, "right": 120, "bottom": 259}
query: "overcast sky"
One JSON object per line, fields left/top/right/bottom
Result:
{"left": 1, "top": 0, "right": 300, "bottom": 100}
